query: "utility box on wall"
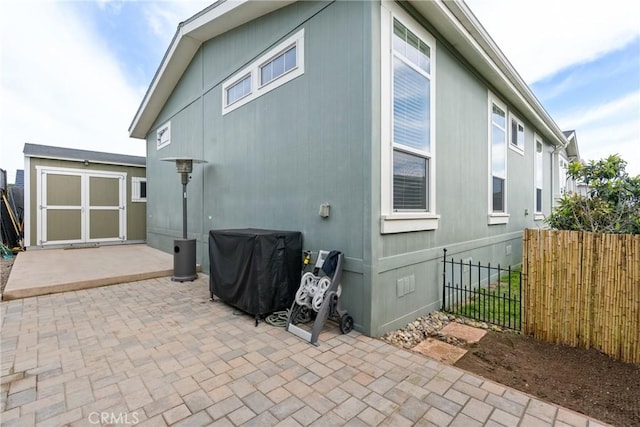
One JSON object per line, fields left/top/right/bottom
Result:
{"left": 208, "top": 229, "right": 302, "bottom": 322}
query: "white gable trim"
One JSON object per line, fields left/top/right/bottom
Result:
{"left": 129, "top": 0, "right": 295, "bottom": 139}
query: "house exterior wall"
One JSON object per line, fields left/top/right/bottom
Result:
{"left": 144, "top": 0, "right": 374, "bottom": 331}
{"left": 25, "top": 157, "right": 146, "bottom": 247}
{"left": 142, "top": 0, "right": 565, "bottom": 336}
{"left": 368, "top": 1, "right": 558, "bottom": 335}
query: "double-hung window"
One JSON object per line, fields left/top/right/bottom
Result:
{"left": 489, "top": 95, "right": 509, "bottom": 224}
{"left": 392, "top": 19, "right": 431, "bottom": 211}
{"left": 509, "top": 115, "right": 525, "bottom": 154}
{"left": 380, "top": 2, "right": 437, "bottom": 233}
{"left": 535, "top": 137, "right": 544, "bottom": 216}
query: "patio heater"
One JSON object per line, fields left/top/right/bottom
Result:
{"left": 161, "top": 157, "right": 207, "bottom": 282}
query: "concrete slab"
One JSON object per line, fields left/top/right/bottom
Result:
{"left": 2, "top": 244, "right": 175, "bottom": 300}
{"left": 442, "top": 322, "right": 487, "bottom": 344}
{"left": 413, "top": 337, "right": 468, "bottom": 364}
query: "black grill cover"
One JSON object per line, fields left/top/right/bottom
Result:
{"left": 209, "top": 229, "right": 302, "bottom": 317}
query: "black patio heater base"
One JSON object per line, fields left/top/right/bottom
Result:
{"left": 172, "top": 238, "right": 197, "bottom": 282}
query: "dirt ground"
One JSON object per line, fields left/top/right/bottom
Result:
{"left": 455, "top": 330, "right": 640, "bottom": 426}
{"left": 0, "top": 257, "right": 14, "bottom": 298}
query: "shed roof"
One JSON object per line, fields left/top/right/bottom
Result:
{"left": 23, "top": 143, "right": 146, "bottom": 167}
{"left": 129, "top": 0, "right": 571, "bottom": 150}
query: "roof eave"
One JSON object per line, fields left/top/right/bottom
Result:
{"left": 129, "top": 0, "right": 295, "bottom": 139}
{"left": 131, "top": 0, "right": 573, "bottom": 151}
{"left": 26, "top": 155, "right": 146, "bottom": 168}
{"left": 411, "top": 0, "right": 569, "bottom": 148}
{"left": 23, "top": 143, "right": 146, "bottom": 167}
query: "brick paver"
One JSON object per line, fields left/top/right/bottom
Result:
{"left": 1, "top": 276, "right": 611, "bottom": 426}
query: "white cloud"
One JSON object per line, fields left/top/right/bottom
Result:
{"left": 0, "top": 1, "right": 145, "bottom": 182}
{"left": 0, "top": 0, "right": 211, "bottom": 182}
{"left": 465, "top": 0, "right": 640, "bottom": 84}
{"left": 465, "top": 0, "right": 640, "bottom": 176}
{"left": 143, "top": 1, "right": 211, "bottom": 45}
{"left": 555, "top": 93, "right": 640, "bottom": 176}
{"left": 555, "top": 92, "right": 640, "bottom": 130}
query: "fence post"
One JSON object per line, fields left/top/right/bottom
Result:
{"left": 442, "top": 248, "right": 447, "bottom": 311}
{"left": 508, "top": 265, "right": 512, "bottom": 329}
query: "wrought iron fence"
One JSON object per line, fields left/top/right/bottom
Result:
{"left": 441, "top": 248, "right": 522, "bottom": 330}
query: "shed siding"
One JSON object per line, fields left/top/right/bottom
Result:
{"left": 27, "top": 157, "right": 146, "bottom": 246}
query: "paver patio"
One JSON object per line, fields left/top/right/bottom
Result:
{"left": 1, "top": 275, "right": 610, "bottom": 426}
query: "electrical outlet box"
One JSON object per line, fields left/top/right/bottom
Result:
{"left": 396, "top": 277, "right": 405, "bottom": 297}
{"left": 397, "top": 275, "right": 415, "bottom": 296}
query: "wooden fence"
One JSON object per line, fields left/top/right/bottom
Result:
{"left": 522, "top": 229, "right": 640, "bottom": 363}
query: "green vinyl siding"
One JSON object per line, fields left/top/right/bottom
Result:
{"left": 143, "top": 0, "right": 557, "bottom": 336}
{"left": 146, "top": 0, "right": 373, "bottom": 332}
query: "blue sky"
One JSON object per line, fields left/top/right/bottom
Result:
{"left": 1, "top": 0, "right": 639, "bottom": 183}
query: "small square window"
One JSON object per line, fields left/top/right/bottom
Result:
{"left": 132, "top": 177, "right": 147, "bottom": 202}
{"left": 510, "top": 118, "right": 524, "bottom": 152}
{"left": 156, "top": 122, "right": 171, "bottom": 150}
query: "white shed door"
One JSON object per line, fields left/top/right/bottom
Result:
{"left": 37, "top": 167, "right": 127, "bottom": 245}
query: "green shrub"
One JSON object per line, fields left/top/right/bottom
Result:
{"left": 546, "top": 155, "right": 640, "bottom": 234}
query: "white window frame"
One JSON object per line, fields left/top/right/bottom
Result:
{"left": 488, "top": 93, "right": 509, "bottom": 225}
{"left": 558, "top": 153, "right": 569, "bottom": 196}
{"left": 222, "top": 29, "right": 305, "bottom": 115}
{"left": 156, "top": 121, "right": 171, "bottom": 150}
{"left": 509, "top": 113, "right": 525, "bottom": 155}
{"left": 534, "top": 135, "right": 544, "bottom": 219}
{"left": 380, "top": 1, "right": 438, "bottom": 234}
{"left": 131, "top": 177, "right": 147, "bottom": 203}
{"left": 260, "top": 45, "right": 297, "bottom": 87}
{"left": 225, "top": 74, "right": 251, "bottom": 107}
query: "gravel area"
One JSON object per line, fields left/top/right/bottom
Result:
{"left": 381, "top": 310, "right": 504, "bottom": 349}
{"left": 1, "top": 257, "right": 15, "bottom": 299}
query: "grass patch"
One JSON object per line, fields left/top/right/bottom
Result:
{"left": 452, "top": 268, "right": 522, "bottom": 330}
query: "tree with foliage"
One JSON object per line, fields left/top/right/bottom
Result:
{"left": 546, "top": 154, "right": 640, "bottom": 234}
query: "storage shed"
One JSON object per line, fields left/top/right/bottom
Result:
{"left": 23, "top": 143, "right": 147, "bottom": 248}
